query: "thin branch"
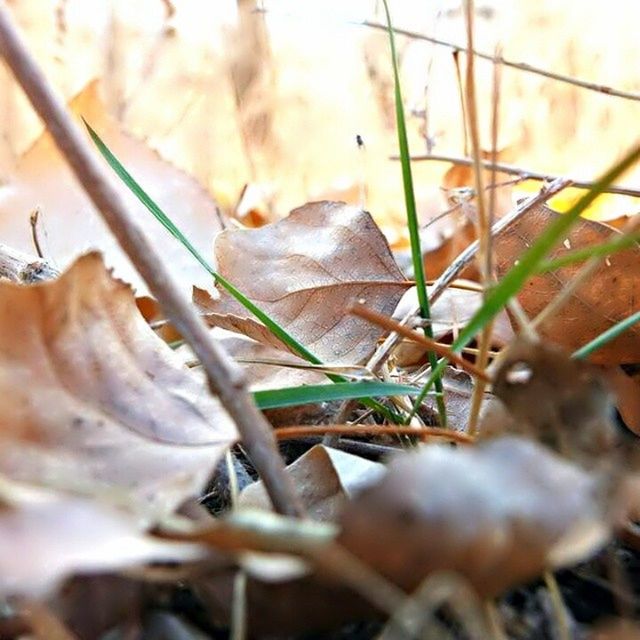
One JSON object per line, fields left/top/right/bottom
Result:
{"left": 0, "top": 1, "right": 302, "bottom": 517}
{"left": 0, "top": 242, "right": 59, "bottom": 283}
{"left": 359, "top": 19, "right": 640, "bottom": 103}
{"left": 275, "top": 424, "right": 474, "bottom": 445}
{"left": 352, "top": 303, "right": 490, "bottom": 383}
{"left": 393, "top": 153, "right": 640, "bottom": 199}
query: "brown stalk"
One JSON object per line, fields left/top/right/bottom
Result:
{"left": 0, "top": 2, "right": 302, "bottom": 517}
{"left": 275, "top": 425, "right": 474, "bottom": 445}
{"left": 392, "top": 153, "right": 640, "bottom": 199}
{"left": 352, "top": 303, "right": 490, "bottom": 383}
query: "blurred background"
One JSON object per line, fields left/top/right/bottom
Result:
{"left": 1, "top": 0, "right": 639, "bottom": 278}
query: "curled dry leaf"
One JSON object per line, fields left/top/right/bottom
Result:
{"left": 0, "top": 483, "right": 203, "bottom": 597}
{"left": 493, "top": 203, "right": 640, "bottom": 364}
{"left": 392, "top": 284, "right": 514, "bottom": 367}
{"left": 338, "top": 437, "right": 611, "bottom": 598}
{"left": 0, "top": 81, "right": 222, "bottom": 294}
{"left": 486, "top": 338, "right": 617, "bottom": 465}
{"left": 240, "top": 444, "right": 385, "bottom": 522}
{"left": 197, "top": 201, "right": 412, "bottom": 363}
{"left": 0, "top": 252, "right": 236, "bottom": 521}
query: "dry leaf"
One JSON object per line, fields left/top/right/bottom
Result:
{"left": 0, "top": 81, "right": 222, "bottom": 295}
{"left": 0, "top": 483, "right": 203, "bottom": 597}
{"left": 338, "top": 436, "right": 610, "bottom": 598}
{"left": 493, "top": 203, "right": 640, "bottom": 364}
{"left": 392, "top": 284, "right": 514, "bottom": 367}
{"left": 486, "top": 338, "right": 617, "bottom": 465}
{"left": 240, "top": 445, "right": 385, "bottom": 522}
{"left": 198, "top": 201, "right": 411, "bottom": 363}
{"left": 0, "top": 252, "right": 236, "bottom": 520}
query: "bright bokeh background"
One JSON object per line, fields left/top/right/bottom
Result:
{"left": 1, "top": 0, "right": 639, "bottom": 244}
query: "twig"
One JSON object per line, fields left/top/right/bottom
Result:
{"left": 463, "top": 0, "right": 492, "bottom": 437}
{"left": 29, "top": 207, "right": 44, "bottom": 258}
{"left": 352, "top": 303, "right": 490, "bottom": 383}
{"left": 0, "top": 2, "right": 302, "bottom": 517}
{"left": 359, "top": 19, "right": 640, "bottom": 103}
{"left": 393, "top": 153, "right": 640, "bottom": 198}
{"left": 366, "top": 178, "right": 570, "bottom": 373}
{"left": 0, "top": 242, "right": 59, "bottom": 283}
{"left": 275, "top": 424, "right": 474, "bottom": 445}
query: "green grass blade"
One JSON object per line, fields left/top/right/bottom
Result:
{"left": 538, "top": 229, "right": 640, "bottom": 273}
{"left": 381, "top": 0, "right": 447, "bottom": 426}
{"left": 86, "top": 120, "right": 403, "bottom": 422}
{"left": 572, "top": 310, "right": 640, "bottom": 360}
{"left": 85, "top": 119, "right": 321, "bottom": 365}
{"left": 253, "top": 381, "right": 421, "bottom": 410}
{"left": 410, "top": 143, "right": 640, "bottom": 415}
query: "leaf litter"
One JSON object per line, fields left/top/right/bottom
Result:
{"left": 1, "top": 70, "right": 640, "bottom": 640}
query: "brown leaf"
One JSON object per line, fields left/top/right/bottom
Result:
{"left": 0, "top": 483, "right": 203, "bottom": 597}
{"left": 0, "top": 253, "right": 236, "bottom": 520}
{"left": 200, "top": 201, "right": 411, "bottom": 363}
{"left": 0, "top": 81, "right": 222, "bottom": 295}
{"left": 240, "top": 445, "right": 384, "bottom": 522}
{"left": 338, "top": 436, "right": 610, "bottom": 598}
{"left": 392, "top": 284, "right": 514, "bottom": 367}
{"left": 493, "top": 203, "right": 640, "bottom": 364}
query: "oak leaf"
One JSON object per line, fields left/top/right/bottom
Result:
{"left": 493, "top": 203, "right": 640, "bottom": 364}
{"left": 197, "top": 201, "right": 412, "bottom": 364}
{"left": 0, "top": 252, "right": 236, "bottom": 521}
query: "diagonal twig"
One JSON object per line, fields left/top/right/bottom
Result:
{"left": 0, "top": 1, "right": 302, "bottom": 517}
{"left": 393, "top": 153, "right": 640, "bottom": 199}
{"left": 359, "top": 19, "right": 640, "bottom": 103}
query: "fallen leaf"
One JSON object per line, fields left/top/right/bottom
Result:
{"left": 493, "top": 203, "right": 640, "bottom": 364}
{"left": 338, "top": 436, "right": 611, "bottom": 598}
{"left": 0, "top": 81, "right": 222, "bottom": 295}
{"left": 0, "top": 482, "right": 203, "bottom": 597}
{"left": 240, "top": 445, "right": 385, "bottom": 522}
{"left": 392, "top": 283, "right": 514, "bottom": 367}
{"left": 198, "top": 201, "right": 412, "bottom": 363}
{"left": 0, "top": 252, "right": 236, "bottom": 520}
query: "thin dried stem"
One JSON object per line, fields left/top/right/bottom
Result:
{"left": 0, "top": 1, "right": 302, "bottom": 517}
{"left": 358, "top": 19, "right": 640, "bottom": 103}
{"left": 0, "top": 241, "right": 59, "bottom": 283}
{"left": 275, "top": 424, "right": 474, "bottom": 445}
{"left": 393, "top": 153, "right": 640, "bottom": 198}
{"left": 352, "top": 303, "right": 490, "bottom": 383}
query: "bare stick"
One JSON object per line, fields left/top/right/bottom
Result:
{"left": 0, "top": 2, "right": 302, "bottom": 517}
{"left": 0, "top": 242, "right": 59, "bottom": 283}
{"left": 366, "top": 178, "right": 570, "bottom": 373}
{"left": 275, "top": 424, "right": 474, "bottom": 445}
{"left": 358, "top": 20, "right": 640, "bottom": 103}
{"left": 392, "top": 153, "right": 640, "bottom": 199}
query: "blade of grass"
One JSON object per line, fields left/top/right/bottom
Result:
{"left": 85, "top": 119, "right": 319, "bottom": 365}
{"left": 572, "top": 310, "right": 640, "bottom": 360}
{"left": 409, "top": 143, "right": 640, "bottom": 416}
{"left": 253, "top": 381, "right": 421, "bottom": 410}
{"left": 86, "top": 121, "right": 401, "bottom": 422}
{"left": 381, "top": 0, "right": 447, "bottom": 426}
